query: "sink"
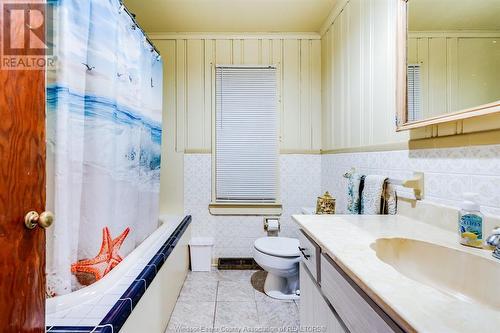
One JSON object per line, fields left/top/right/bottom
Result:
{"left": 371, "top": 238, "right": 500, "bottom": 310}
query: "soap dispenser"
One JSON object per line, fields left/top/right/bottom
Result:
{"left": 458, "top": 192, "right": 484, "bottom": 248}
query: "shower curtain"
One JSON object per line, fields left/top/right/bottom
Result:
{"left": 45, "top": 0, "right": 163, "bottom": 296}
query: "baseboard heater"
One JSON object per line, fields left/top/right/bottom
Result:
{"left": 217, "top": 258, "right": 262, "bottom": 270}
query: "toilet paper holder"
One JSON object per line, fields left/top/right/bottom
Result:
{"left": 264, "top": 217, "right": 280, "bottom": 232}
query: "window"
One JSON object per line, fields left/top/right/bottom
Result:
{"left": 407, "top": 64, "right": 422, "bottom": 122}
{"left": 210, "top": 66, "right": 280, "bottom": 214}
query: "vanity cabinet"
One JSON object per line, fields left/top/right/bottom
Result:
{"left": 299, "top": 229, "right": 405, "bottom": 333}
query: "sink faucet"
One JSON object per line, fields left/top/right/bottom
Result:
{"left": 485, "top": 227, "right": 500, "bottom": 260}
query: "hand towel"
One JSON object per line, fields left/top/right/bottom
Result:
{"left": 345, "top": 172, "right": 363, "bottom": 214}
{"left": 360, "top": 175, "right": 387, "bottom": 215}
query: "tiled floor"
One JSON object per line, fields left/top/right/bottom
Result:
{"left": 166, "top": 269, "right": 299, "bottom": 332}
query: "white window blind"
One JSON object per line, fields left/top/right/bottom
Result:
{"left": 407, "top": 64, "right": 422, "bottom": 122}
{"left": 215, "top": 66, "right": 278, "bottom": 203}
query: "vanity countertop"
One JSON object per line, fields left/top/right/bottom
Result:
{"left": 292, "top": 214, "right": 500, "bottom": 333}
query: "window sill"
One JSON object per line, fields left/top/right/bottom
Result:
{"left": 208, "top": 202, "right": 283, "bottom": 216}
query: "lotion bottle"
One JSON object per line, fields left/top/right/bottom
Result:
{"left": 458, "top": 193, "right": 484, "bottom": 248}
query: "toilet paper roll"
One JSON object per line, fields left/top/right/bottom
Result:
{"left": 266, "top": 218, "right": 279, "bottom": 231}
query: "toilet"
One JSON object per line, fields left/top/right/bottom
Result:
{"left": 253, "top": 237, "right": 301, "bottom": 300}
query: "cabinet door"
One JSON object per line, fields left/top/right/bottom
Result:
{"left": 298, "top": 230, "right": 321, "bottom": 282}
{"left": 324, "top": 306, "right": 346, "bottom": 333}
{"left": 299, "top": 263, "right": 315, "bottom": 327}
{"left": 321, "top": 254, "right": 403, "bottom": 333}
{"left": 300, "top": 263, "right": 346, "bottom": 333}
{"left": 315, "top": 283, "right": 346, "bottom": 333}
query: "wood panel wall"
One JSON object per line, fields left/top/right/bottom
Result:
{"left": 154, "top": 36, "right": 322, "bottom": 153}
{"left": 321, "top": 0, "right": 408, "bottom": 151}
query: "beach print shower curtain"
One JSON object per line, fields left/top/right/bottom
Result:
{"left": 46, "top": 0, "right": 163, "bottom": 296}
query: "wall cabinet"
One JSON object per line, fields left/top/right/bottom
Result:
{"left": 299, "top": 229, "right": 405, "bottom": 333}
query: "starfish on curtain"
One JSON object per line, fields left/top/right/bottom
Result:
{"left": 71, "top": 226, "right": 130, "bottom": 286}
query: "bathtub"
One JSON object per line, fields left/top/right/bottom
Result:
{"left": 46, "top": 215, "right": 192, "bottom": 333}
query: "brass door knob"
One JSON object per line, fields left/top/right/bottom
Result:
{"left": 24, "top": 211, "right": 55, "bottom": 229}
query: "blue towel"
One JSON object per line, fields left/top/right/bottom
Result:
{"left": 346, "top": 173, "right": 363, "bottom": 214}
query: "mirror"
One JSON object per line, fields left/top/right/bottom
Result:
{"left": 400, "top": 0, "right": 500, "bottom": 127}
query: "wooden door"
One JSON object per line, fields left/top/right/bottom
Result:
{"left": 0, "top": 1, "right": 47, "bottom": 331}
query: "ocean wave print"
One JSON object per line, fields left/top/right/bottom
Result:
{"left": 47, "top": 85, "right": 162, "bottom": 146}
{"left": 46, "top": 84, "right": 162, "bottom": 187}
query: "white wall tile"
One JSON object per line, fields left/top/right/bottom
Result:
{"left": 184, "top": 154, "right": 321, "bottom": 258}
{"left": 322, "top": 145, "right": 500, "bottom": 216}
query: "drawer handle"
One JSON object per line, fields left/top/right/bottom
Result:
{"left": 298, "top": 246, "right": 311, "bottom": 259}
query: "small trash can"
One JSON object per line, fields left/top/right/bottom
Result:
{"left": 189, "top": 237, "right": 214, "bottom": 272}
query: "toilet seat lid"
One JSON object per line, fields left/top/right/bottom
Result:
{"left": 254, "top": 237, "right": 300, "bottom": 257}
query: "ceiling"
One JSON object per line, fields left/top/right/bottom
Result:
{"left": 123, "top": 0, "right": 336, "bottom": 33}
{"left": 409, "top": 0, "right": 500, "bottom": 31}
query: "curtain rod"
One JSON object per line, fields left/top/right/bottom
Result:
{"left": 119, "top": 1, "right": 161, "bottom": 57}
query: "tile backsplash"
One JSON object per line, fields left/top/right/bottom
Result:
{"left": 322, "top": 144, "right": 500, "bottom": 217}
{"left": 184, "top": 154, "right": 321, "bottom": 258}
{"left": 185, "top": 145, "right": 500, "bottom": 258}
